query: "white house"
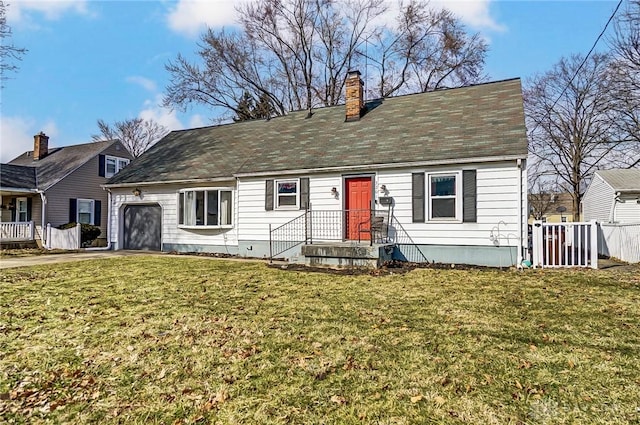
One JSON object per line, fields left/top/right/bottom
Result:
{"left": 104, "top": 72, "right": 529, "bottom": 267}
{"left": 582, "top": 169, "right": 640, "bottom": 224}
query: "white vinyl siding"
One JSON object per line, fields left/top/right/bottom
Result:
{"left": 582, "top": 174, "right": 614, "bottom": 222}
{"left": 614, "top": 195, "right": 640, "bottom": 223}
{"left": 236, "top": 161, "right": 523, "bottom": 247}
{"left": 110, "top": 183, "right": 238, "bottom": 249}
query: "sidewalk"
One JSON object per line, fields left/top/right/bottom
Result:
{"left": 0, "top": 250, "right": 154, "bottom": 269}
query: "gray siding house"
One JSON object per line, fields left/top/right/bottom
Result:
{"left": 0, "top": 133, "right": 133, "bottom": 246}
{"left": 105, "top": 75, "right": 529, "bottom": 267}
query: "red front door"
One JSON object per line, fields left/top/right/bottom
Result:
{"left": 345, "top": 177, "right": 372, "bottom": 240}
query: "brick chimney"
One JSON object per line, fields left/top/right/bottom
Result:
{"left": 345, "top": 70, "right": 364, "bottom": 122}
{"left": 33, "top": 131, "right": 49, "bottom": 161}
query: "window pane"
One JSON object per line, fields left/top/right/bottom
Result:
{"left": 78, "top": 213, "right": 92, "bottom": 224}
{"left": 207, "top": 191, "right": 219, "bottom": 225}
{"left": 220, "top": 191, "right": 232, "bottom": 225}
{"left": 18, "top": 212, "right": 28, "bottom": 222}
{"left": 431, "top": 176, "right": 456, "bottom": 196}
{"left": 78, "top": 200, "right": 92, "bottom": 213}
{"left": 118, "top": 159, "right": 129, "bottom": 171}
{"left": 278, "top": 182, "right": 297, "bottom": 194}
{"left": 106, "top": 158, "right": 117, "bottom": 176}
{"left": 179, "top": 193, "right": 184, "bottom": 225}
{"left": 195, "top": 191, "right": 204, "bottom": 225}
{"left": 432, "top": 198, "right": 455, "bottom": 218}
{"left": 184, "top": 191, "right": 195, "bottom": 225}
{"left": 278, "top": 195, "right": 297, "bottom": 206}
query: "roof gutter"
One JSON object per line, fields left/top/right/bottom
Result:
{"left": 38, "top": 190, "right": 47, "bottom": 246}
{"left": 102, "top": 176, "right": 234, "bottom": 189}
{"left": 233, "top": 154, "right": 528, "bottom": 178}
{"left": 0, "top": 187, "right": 39, "bottom": 194}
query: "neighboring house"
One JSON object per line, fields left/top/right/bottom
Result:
{"left": 105, "top": 72, "right": 529, "bottom": 267}
{"left": 0, "top": 133, "right": 133, "bottom": 246}
{"left": 582, "top": 169, "right": 640, "bottom": 223}
{"left": 528, "top": 192, "right": 576, "bottom": 223}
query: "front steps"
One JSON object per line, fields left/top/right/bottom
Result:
{"left": 299, "top": 242, "right": 395, "bottom": 268}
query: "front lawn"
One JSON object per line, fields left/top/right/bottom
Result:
{"left": 1, "top": 257, "right": 639, "bottom": 424}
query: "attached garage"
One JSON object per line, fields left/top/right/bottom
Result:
{"left": 123, "top": 204, "right": 162, "bottom": 251}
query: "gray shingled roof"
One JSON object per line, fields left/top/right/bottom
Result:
{"left": 6, "top": 140, "right": 119, "bottom": 190}
{"left": 597, "top": 169, "right": 640, "bottom": 192}
{"left": 108, "top": 79, "right": 527, "bottom": 185}
{"left": 0, "top": 164, "right": 37, "bottom": 190}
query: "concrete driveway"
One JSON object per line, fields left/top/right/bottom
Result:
{"left": 0, "top": 250, "right": 156, "bottom": 269}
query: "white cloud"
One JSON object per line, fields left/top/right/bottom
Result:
{"left": 126, "top": 76, "right": 158, "bottom": 93}
{"left": 7, "top": 0, "right": 91, "bottom": 24}
{"left": 0, "top": 117, "right": 59, "bottom": 162}
{"left": 166, "top": 0, "right": 503, "bottom": 39}
{"left": 167, "top": 0, "right": 240, "bottom": 38}
{"left": 188, "top": 114, "right": 206, "bottom": 128}
{"left": 435, "top": 0, "right": 505, "bottom": 32}
{"left": 139, "top": 94, "right": 184, "bottom": 132}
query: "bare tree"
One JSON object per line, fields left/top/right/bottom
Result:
{"left": 92, "top": 118, "right": 169, "bottom": 158}
{"left": 0, "top": 1, "right": 27, "bottom": 87}
{"left": 608, "top": 0, "right": 640, "bottom": 167}
{"left": 368, "top": 0, "right": 487, "bottom": 97}
{"left": 525, "top": 54, "right": 627, "bottom": 221}
{"left": 163, "top": 0, "right": 486, "bottom": 119}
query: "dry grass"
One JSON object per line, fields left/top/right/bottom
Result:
{"left": 1, "top": 256, "right": 639, "bottom": 424}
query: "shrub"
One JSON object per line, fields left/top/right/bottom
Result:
{"left": 57, "top": 222, "right": 101, "bottom": 245}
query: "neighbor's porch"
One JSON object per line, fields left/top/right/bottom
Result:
{"left": 1, "top": 191, "right": 41, "bottom": 248}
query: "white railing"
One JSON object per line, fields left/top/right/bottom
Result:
{"left": 532, "top": 221, "right": 598, "bottom": 269}
{"left": 599, "top": 223, "right": 640, "bottom": 264}
{"left": 0, "top": 221, "right": 35, "bottom": 241}
{"left": 46, "top": 223, "right": 81, "bottom": 250}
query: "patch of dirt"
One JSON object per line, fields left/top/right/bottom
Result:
{"left": 167, "top": 251, "right": 237, "bottom": 259}
{"left": 268, "top": 260, "right": 505, "bottom": 276}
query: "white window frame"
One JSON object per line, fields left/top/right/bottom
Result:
{"left": 274, "top": 179, "right": 300, "bottom": 210}
{"left": 105, "top": 155, "right": 130, "bottom": 178}
{"left": 77, "top": 198, "right": 95, "bottom": 225}
{"left": 16, "top": 197, "right": 28, "bottom": 222}
{"left": 178, "top": 188, "right": 234, "bottom": 229}
{"left": 427, "top": 171, "right": 462, "bottom": 221}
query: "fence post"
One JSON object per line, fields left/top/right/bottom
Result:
{"left": 46, "top": 223, "right": 51, "bottom": 250}
{"left": 76, "top": 223, "right": 82, "bottom": 249}
{"left": 532, "top": 220, "right": 543, "bottom": 268}
{"left": 590, "top": 220, "right": 599, "bottom": 269}
{"left": 268, "top": 223, "right": 272, "bottom": 263}
{"left": 307, "top": 203, "right": 312, "bottom": 245}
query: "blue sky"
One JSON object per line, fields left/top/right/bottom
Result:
{"left": 0, "top": 0, "right": 622, "bottom": 162}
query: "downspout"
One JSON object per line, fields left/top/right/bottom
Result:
{"left": 37, "top": 190, "right": 47, "bottom": 248}
{"left": 517, "top": 158, "right": 524, "bottom": 266}
{"left": 608, "top": 192, "right": 621, "bottom": 223}
{"left": 86, "top": 188, "right": 112, "bottom": 251}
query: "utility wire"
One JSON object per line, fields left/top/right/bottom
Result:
{"left": 528, "top": 0, "right": 624, "bottom": 138}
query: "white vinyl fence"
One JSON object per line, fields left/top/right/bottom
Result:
{"left": 598, "top": 223, "right": 640, "bottom": 264}
{"left": 46, "top": 223, "right": 81, "bottom": 250}
{"left": 532, "top": 221, "right": 598, "bottom": 269}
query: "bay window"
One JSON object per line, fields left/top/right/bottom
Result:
{"left": 179, "top": 188, "right": 233, "bottom": 227}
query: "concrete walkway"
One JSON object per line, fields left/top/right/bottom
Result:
{"left": 0, "top": 250, "right": 158, "bottom": 269}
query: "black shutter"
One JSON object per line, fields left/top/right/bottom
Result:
{"left": 412, "top": 173, "right": 425, "bottom": 223}
{"left": 300, "top": 177, "right": 310, "bottom": 210}
{"left": 98, "top": 155, "right": 105, "bottom": 177}
{"left": 265, "top": 180, "right": 274, "bottom": 211}
{"left": 463, "top": 170, "right": 477, "bottom": 223}
{"left": 26, "top": 197, "right": 33, "bottom": 221}
{"left": 94, "top": 200, "right": 102, "bottom": 226}
{"left": 10, "top": 197, "right": 16, "bottom": 221}
{"left": 69, "top": 198, "right": 77, "bottom": 223}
